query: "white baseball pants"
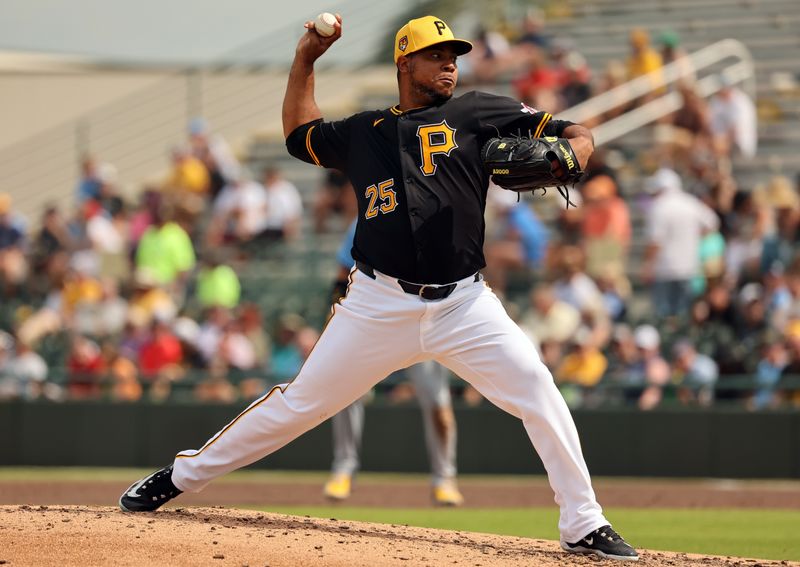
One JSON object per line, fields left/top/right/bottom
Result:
{"left": 172, "top": 267, "right": 608, "bottom": 542}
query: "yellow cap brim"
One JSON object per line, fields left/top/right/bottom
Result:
{"left": 395, "top": 38, "right": 473, "bottom": 62}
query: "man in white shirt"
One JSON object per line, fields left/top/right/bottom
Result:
{"left": 261, "top": 166, "right": 303, "bottom": 240}
{"left": 709, "top": 77, "right": 757, "bottom": 159}
{"left": 210, "top": 169, "right": 270, "bottom": 246}
{"left": 642, "top": 168, "right": 719, "bottom": 318}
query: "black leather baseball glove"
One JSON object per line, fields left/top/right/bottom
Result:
{"left": 481, "top": 135, "right": 583, "bottom": 207}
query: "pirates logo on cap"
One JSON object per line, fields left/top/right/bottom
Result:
{"left": 398, "top": 35, "right": 408, "bottom": 52}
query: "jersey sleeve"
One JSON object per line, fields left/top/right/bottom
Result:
{"left": 470, "top": 91, "right": 573, "bottom": 141}
{"left": 285, "top": 117, "right": 351, "bottom": 171}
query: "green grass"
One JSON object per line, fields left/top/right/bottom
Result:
{"left": 254, "top": 506, "right": 800, "bottom": 562}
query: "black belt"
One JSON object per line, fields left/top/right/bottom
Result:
{"left": 355, "top": 261, "right": 478, "bottom": 301}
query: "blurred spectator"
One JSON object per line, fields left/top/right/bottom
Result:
{"left": 66, "top": 335, "right": 106, "bottom": 399}
{"left": 172, "top": 315, "right": 205, "bottom": 369}
{"left": 757, "top": 176, "right": 800, "bottom": 272}
{"left": 108, "top": 351, "right": 142, "bottom": 402}
{"left": 605, "top": 324, "right": 641, "bottom": 398}
{"left": 626, "top": 28, "right": 663, "bottom": 87}
{"left": 552, "top": 245, "right": 606, "bottom": 318}
{"left": 85, "top": 199, "right": 129, "bottom": 282}
{"left": 461, "top": 26, "right": 513, "bottom": 84}
{"left": 556, "top": 327, "right": 608, "bottom": 407}
{"left": 579, "top": 172, "right": 631, "bottom": 278}
{"left": 239, "top": 303, "right": 271, "bottom": 368}
{"left": 658, "top": 82, "right": 712, "bottom": 168}
{"left": 538, "top": 338, "right": 564, "bottom": 371}
{"left": 218, "top": 320, "right": 257, "bottom": 371}
{"left": 0, "top": 335, "right": 51, "bottom": 400}
{"left": 761, "top": 262, "right": 792, "bottom": 333}
{"left": 709, "top": 77, "right": 757, "bottom": 160}
{"left": 313, "top": 169, "right": 357, "bottom": 233}
{"left": 658, "top": 30, "right": 695, "bottom": 84}
{"left": 188, "top": 118, "right": 241, "bottom": 201}
{"left": 135, "top": 206, "right": 196, "bottom": 290}
{"left": 95, "top": 162, "right": 120, "bottom": 211}
{"left": 484, "top": 187, "right": 549, "bottom": 295}
{"left": 61, "top": 266, "right": 104, "bottom": 324}
{"left": 672, "top": 339, "right": 718, "bottom": 406}
{"left": 516, "top": 8, "right": 549, "bottom": 49}
{"left": 560, "top": 52, "right": 592, "bottom": 108}
{"left": 73, "top": 278, "right": 128, "bottom": 338}
{"left": 519, "top": 283, "right": 581, "bottom": 347}
{"left": 128, "top": 269, "right": 178, "bottom": 327}
{"left": 194, "top": 359, "right": 238, "bottom": 403}
{"left": 642, "top": 168, "right": 719, "bottom": 318}
{"left": 119, "top": 320, "right": 149, "bottom": 362}
{"left": 32, "top": 205, "right": 71, "bottom": 261}
{"left": 196, "top": 254, "right": 241, "bottom": 310}
{"left": 751, "top": 341, "right": 789, "bottom": 410}
{"left": 195, "top": 307, "right": 231, "bottom": 367}
{"left": 164, "top": 144, "right": 210, "bottom": 194}
{"left": 734, "top": 285, "right": 770, "bottom": 370}
{"left": 633, "top": 325, "right": 671, "bottom": 410}
{"left": 595, "top": 264, "right": 630, "bottom": 322}
{"left": 261, "top": 166, "right": 303, "bottom": 241}
{"left": 513, "top": 48, "right": 560, "bottom": 110}
{"left": 163, "top": 144, "right": 210, "bottom": 217}
{"left": 0, "top": 193, "right": 28, "bottom": 290}
{"left": 270, "top": 313, "right": 306, "bottom": 381}
{"left": 208, "top": 170, "right": 270, "bottom": 247}
{"left": 128, "top": 190, "right": 161, "bottom": 249}
{"left": 75, "top": 156, "right": 102, "bottom": 204}
{"left": 723, "top": 190, "right": 764, "bottom": 285}
{"left": 139, "top": 320, "right": 183, "bottom": 379}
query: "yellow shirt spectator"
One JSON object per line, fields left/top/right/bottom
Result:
{"left": 557, "top": 347, "right": 608, "bottom": 388}
{"left": 627, "top": 28, "right": 664, "bottom": 89}
{"left": 164, "top": 152, "right": 210, "bottom": 195}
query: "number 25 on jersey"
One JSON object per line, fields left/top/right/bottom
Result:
{"left": 364, "top": 178, "right": 398, "bottom": 219}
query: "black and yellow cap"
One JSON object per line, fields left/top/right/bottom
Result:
{"left": 394, "top": 15, "right": 472, "bottom": 63}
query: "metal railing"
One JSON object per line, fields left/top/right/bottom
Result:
{"left": 560, "top": 39, "right": 756, "bottom": 145}
{"left": 4, "top": 368, "right": 799, "bottom": 410}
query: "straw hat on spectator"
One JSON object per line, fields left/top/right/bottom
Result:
{"left": 753, "top": 175, "right": 799, "bottom": 211}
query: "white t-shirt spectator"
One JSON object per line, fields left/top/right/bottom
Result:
{"left": 263, "top": 179, "right": 303, "bottom": 231}
{"left": 214, "top": 181, "right": 270, "bottom": 236}
{"left": 0, "top": 350, "right": 48, "bottom": 400}
{"left": 709, "top": 86, "right": 757, "bottom": 158}
{"left": 87, "top": 214, "right": 125, "bottom": 254}
{"left": 646, "top": 170, "right": 719, "bottom": 281}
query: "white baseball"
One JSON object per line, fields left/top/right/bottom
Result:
{"left": 314, "top": 12, "right": 337, "bottom": 37}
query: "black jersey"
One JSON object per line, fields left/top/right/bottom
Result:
{"left": 286, "top": 90, "right": 571, "bottom": 285}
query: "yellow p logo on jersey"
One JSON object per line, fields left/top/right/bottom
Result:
{"left": 416, "top": 121, "right": 458, "bottom": 176}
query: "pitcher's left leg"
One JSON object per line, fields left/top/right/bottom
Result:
{"left": 428, "top": 286, "right": 607, "bottom": 543}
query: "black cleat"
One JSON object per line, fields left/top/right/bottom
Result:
{"left": 119, "top": 465, "right": 183, "bottom": 512}
{"left": 561, "top": 525, "right": 639, "bottom": 561}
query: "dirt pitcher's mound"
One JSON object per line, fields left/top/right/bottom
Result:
{"left": 0, "top": 505, "right": 790, "bottom": 567}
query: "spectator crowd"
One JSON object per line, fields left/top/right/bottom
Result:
{"left": 1, "top": 13, "right": 797, "bottom": 412}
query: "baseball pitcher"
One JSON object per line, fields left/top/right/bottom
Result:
{"left": 120, "top": 14, "right": 638, "bottom": 561}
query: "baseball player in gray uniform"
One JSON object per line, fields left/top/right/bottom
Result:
{"left": 325, "top": 220, "right": 462, "bottom": 506}
{"left": 120, "top": 14, "right": 638, "bottom": 561}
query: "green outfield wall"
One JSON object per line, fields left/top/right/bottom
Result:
{"left": 2, "top": 401, "right": 798, "bottom": 478}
